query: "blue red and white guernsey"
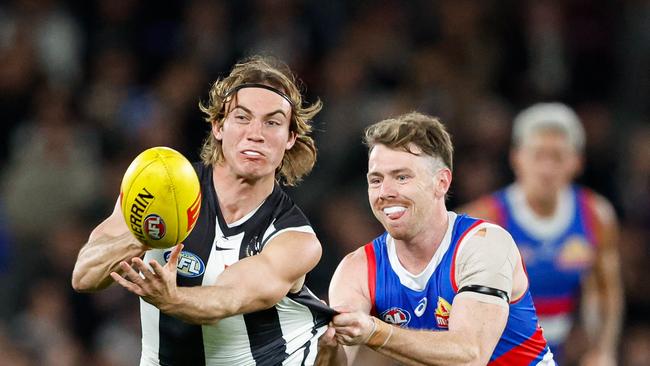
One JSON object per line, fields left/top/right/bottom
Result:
{"left": 484, "top": 184, "right": 599, "bottom": 352}
{"left": 365, "top": 212, "right": 555, "bottom": 365}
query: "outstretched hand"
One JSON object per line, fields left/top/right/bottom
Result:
{"left": 110, "top": 243, "right": 184, "bottom": 311}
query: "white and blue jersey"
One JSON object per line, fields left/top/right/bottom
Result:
{"left": 365, "top": 212, "right": 553, "bottom": 365}
{"left": 486, "top": 184, "right": 599, "bottom": 352}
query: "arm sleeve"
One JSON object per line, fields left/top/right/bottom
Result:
{"left": 455, "top": 224, "right": 519, "bottom": 305}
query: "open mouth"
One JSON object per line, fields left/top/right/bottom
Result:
{"left": 382, "top": 206, "right": 407, "bottom": 220}
{"left": 242, "top": 150, "right": 263, "bottom": 157}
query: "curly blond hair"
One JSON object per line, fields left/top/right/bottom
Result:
{"left": 199, "top": 56, "right": 322, "bottom": 186}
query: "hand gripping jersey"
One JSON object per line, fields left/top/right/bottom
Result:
{"left": 366, "top": 212, "right": 554, "bottom": 365}
{"left": 139, "top": 164, "right": 332, "bottom": 366}
{"left": 487, "top": 184, "right": 598, "bottom": 349}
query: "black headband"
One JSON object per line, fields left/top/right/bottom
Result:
{"left": 224, "top": 83, "right": 294, "bottom": 108}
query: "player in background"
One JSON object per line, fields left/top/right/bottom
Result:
{"left": 460, "top": 102, "right": 623, "bottom": 365}
{"left": 316, "top": 112, "right": 555, "bottom": 366}
{"left": 72, "top": 56, "right": 332, "bottom": 366}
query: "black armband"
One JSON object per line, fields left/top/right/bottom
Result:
{"left": 458, "top": 285, "right": 509, "bottom": 302}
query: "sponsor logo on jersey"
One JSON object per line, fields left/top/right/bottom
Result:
{"left": 129, "top": 187, "right": 155, "bottom": 242}
{"left": 435, "top": 297, "right": 452, "bottom": 328}
{"left": 144, "top": 214, "right": 166, "bottom": 240}
{"left": 381, "top": 307, "right": 411, "bottom": 327}
{"left": 186, "top": 190, "right": 202, "bottom": 232}
{"left": 414, "top": 297, "right": 428, "bottom": 317}
{"left": 165, "top": 250, "right": 205, "bottom": 278}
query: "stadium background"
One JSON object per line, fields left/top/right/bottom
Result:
{"left": 0, "top": 0, "right": 648, "bottom": 364}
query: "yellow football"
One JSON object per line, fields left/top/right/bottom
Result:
{"left": 120, "top": 147, "right": 202, "bottom": 249}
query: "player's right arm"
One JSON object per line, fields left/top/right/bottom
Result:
{"left": 316, "top": 247, "right": 373, "bottom": 366}
{"left": 71, "top": 198, "right": 148, "bottom": 292}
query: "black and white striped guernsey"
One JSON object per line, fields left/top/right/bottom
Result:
{"left": 139, "top": 163, "right": 333, "bottom": 366}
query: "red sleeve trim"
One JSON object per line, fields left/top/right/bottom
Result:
{"left": 364, "top": 242, "right": 377, "bottom": 316}
{"left": 486, "top": 196, "right": 507, "bottom": 227}
{"left": 578, "top": 188, "right": 599, "bottom": 247}
{"left": 451, "top": 220, "right": 484, "bottom": 292}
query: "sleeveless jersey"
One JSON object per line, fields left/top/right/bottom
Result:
{"left": 139, "top": 163, "right": 332, "bottom": 366}
{"left": 366, "top": 212, "right": 554, "bottom": 365}
{"left": 488, "top": 184, "right": 598, "bottom": 349}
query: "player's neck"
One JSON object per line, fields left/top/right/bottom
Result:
{"left": 394, "top": 208, "right": 449, "bottom": 274}
{"left": 212, "top": 164, "right": 275, "bottom": 224}
{"left": 524, "top": 190, "right": 559, "bottom": 218}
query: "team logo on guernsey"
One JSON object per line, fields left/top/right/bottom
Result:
{"left": 245, "top": 235, "right": 262, "bottom": 257}
{"left": 164, "top": 250, "right": 205, "bottom": 278}
{"left": 435, "top": 297, "right": 452, "bottom": 328}
{"left": 558, "top": 236, "right": 594, "bottom": 270}
{"left": 144, "top": 214, "right": 166, "bottom": 240}
{"left": 381, "top": 307, "right": 411, "bottom": 327}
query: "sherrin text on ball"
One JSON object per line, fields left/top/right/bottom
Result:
{"left": 120, "top": 147, "right": 201, "bottom": 249}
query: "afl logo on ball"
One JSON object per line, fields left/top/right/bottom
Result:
{"left": 144, "top": 214, "right": 166, "bottom": 240}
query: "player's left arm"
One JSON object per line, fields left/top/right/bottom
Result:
{"left": 333, "top": 295, "right": 508, "bottom": 366}
{"left": 332, "top": 226, "right": 516, "bottom": 366}
{"left": 110, "top": 230, "right": 322, "bottom": 324}
{"left": 580, "top": 194, "right": 623, "bottom": 365}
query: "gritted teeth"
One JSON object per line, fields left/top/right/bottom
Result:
{"left": 383, "top": 206, "right": 406, "bottom": 214}
{"left": 242, "top": 150, "right": 262, "bottom": 156}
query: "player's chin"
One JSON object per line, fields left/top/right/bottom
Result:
{"left": 237, "top": 163, "right": 275, "bottom": 179}
{"left": 383, "top": 222, "right": 409, "bottom": 239}
{"left": 386, "top": 228, "right": 409, "bottom": 241}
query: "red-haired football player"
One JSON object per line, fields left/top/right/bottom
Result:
{"left": 316, "top": 112, "right": 555, "bottom": 366}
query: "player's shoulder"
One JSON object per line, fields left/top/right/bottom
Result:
{"left": 340, "top": 244, "right": 372, "bottom": 272}
{"left": 465, "top": 221, "right": 516, "bottom": 248}
{"left": 265, "top": 184, "right": 312, "bottom": 227}
{"left": 457, "top": 192, "right": 504, "bottom": 225}
{"left": 456, "top": 221, "right": 519, "bottom": 269}
{"left": 577, "top": 185, "right": 617, "bottom": 226}
{"left": 329, "top": 243, "right": 375, "bottom": 303}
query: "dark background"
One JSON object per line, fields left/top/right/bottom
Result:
{"left": 0, "top": 0, "right": 648, "bottom": 365}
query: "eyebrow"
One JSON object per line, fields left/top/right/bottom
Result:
{"left": 367, "top": 168, "right": 412, "bottom": 178}
{"left": 232, "top": 105, "right": 288, "bottom": 118}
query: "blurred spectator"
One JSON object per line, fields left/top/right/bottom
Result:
{"left": 619, "top": 125, "right": 650, "bottom": 226}
{"left": 238, "top": 0, "right": 310, "bottom": 68}
{"left": 0, "top": 201, "right": 10, "bottom": 274}
{"left": 0, "top": 1, "right": 646, "bottom": 364}
{"left": 180, "top": 0, "right": 232, "bottom": 72}
{"left": 524, "top": 0, "right": 569, "bottom": 98}
{"left": 1, "top": 86, "right": 101, "bottom": 239}
{"left": 1, "top": 0, "right": 83, "bottom": 87}
{"left": 12, "top": 278, "right": 84, "bottom": 365}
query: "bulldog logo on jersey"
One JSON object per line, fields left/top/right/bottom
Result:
{"left": 164, "top": 250, "right": 205, "bottom": 278}
{"left": 558, "top": 235, "right": 595, "bottom": 270}
{"left": 435, "top": 297, "right": 452, "bottom": 328}
{"left": 381, "top": 307, "right": 411, "bottom": 327}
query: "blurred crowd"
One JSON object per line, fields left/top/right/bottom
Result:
{"left": 0, "top": 0, "right": 648, "bottom": 365}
